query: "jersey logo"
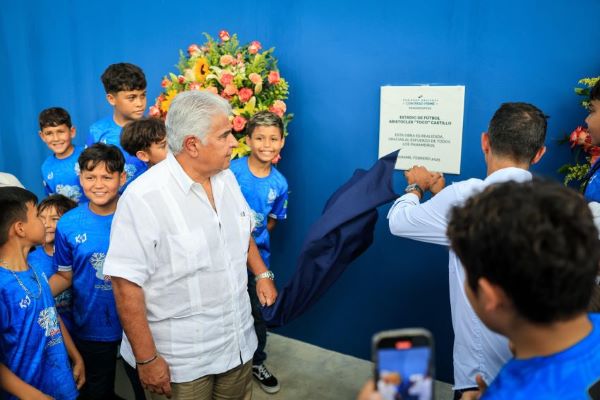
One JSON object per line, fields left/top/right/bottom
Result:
{"left": 19, "top": 295, "right": 31, "bottom": 309}
{"left": 75, "top": 233, "right": 87, "bottom": 244}
{"left": 90, "top": 252, "right": 112, "bottom": 290}
{"left": 74, "top": 163, "right": 80, "bottom": 176}
{"left": 37, "top": 307, "right": 60, "bottom": 337}
{"left": 267, "top": 188, "right": 277, "bottom": 204}
{"left": 124, "top": 164, "right": 137, "bottom": 182}
{"left": 47, "top": 172, "right": 54, "bottom": 180}
{"left": 56, "top": 184, "right": 82, "bottom": 202}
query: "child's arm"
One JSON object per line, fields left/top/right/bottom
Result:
{"left": 267, "top": 218, "right": 277, "bottom": 232}
{"left": 58, "top": 315, "right": 85, "bottom": 389}
{"left": 48, "top": 271, "right": 72, "bottom": 297}
{"left": 0, "top": 363, "right": 53, "bottom": 399}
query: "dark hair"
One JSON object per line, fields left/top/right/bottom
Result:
{"left": 245, "top": 111, "right": 284, "bottom": 138}
{"left": 120, "top": 118, "right": 166, "bottom": 155}
{"left": 590, "top": 79, "right": 600, "bottom": 102}
{"left": 38, "top": 194, "right": 77, "bottom": 217}
{"left": 487, "top": 102, "right": 547, "bottom": 164}
{"left": 447, "top": 179, "right": 600, "bottom": 324}
{"left": 39, "top": 107, "right": 72, "bottom": 130}
{"left": 78, "top": 143, "right": 125, "bottom": 173}
{"left": 101, "top": 63, "right": 147, "bottom": 94}
{"left": 0, "top": 187, "right": 38, "bottom": 246}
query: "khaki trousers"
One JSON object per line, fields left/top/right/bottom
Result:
{"left": 147, "top": 361, "right": 253, "bottom": 400}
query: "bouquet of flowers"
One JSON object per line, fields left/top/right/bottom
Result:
{"left": 559, "top": 76, "right": 600, "bottom": 188}
{"left": 151, "top": 30, "right": 293, "bottom": 159}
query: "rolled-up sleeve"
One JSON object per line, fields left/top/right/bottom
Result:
{"left": 104, "top": 191, "right": 158, "bottom": 286}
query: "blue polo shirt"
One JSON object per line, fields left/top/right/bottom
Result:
{"left": 0, "top": 264, "right": 78, "bottom": 400}
{"left": 53, "top": 204, "right": 122, "bottom": 342}
{"left": 41, "top": 145, "right": 84, "bottom": 202}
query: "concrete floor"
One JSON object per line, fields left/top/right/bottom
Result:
{"left": 115, "top": 333, "right": 453, "bottom": 399}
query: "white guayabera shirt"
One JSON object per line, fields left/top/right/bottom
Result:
{"left": 387, "top": 167, "right": 532, "bottom": 390}
{"left": 104, "top": 153, "right": 257, "bottom": 383}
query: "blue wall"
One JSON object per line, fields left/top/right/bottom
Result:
{"left": 2, "top": 0, "right": 599, "bottom": 383}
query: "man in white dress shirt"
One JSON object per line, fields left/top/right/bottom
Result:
{"left": 387, "top": 102, "right": 547, "bottom": 399}
{"left": 104, "top": 91, "right": 278, "bottom": 399}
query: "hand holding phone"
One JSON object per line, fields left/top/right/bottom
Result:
{"left": 372, "top": 328, "right": 434, "bottom": 400}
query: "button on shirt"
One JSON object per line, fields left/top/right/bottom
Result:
{"left": 387, "top": 167, "right": 532, "bottom": 389}
{"left": 103, "top": 153, "right": 257, "bottom": 383}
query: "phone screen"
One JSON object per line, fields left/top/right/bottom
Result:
{"left": 376, "top": 336, "right": 433, "bottom": 400}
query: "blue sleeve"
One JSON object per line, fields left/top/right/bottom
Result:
{"left": 43, "top": 177, "right": 51, "bottom": 196}
{"left": 85, "top": 132, "right": 95, "bottom": 147}
{"left": 53, "top": 223, "right": 73, "bottom": 272}
{"left": 269, "top": 184, "right": 288, "bottom": 220}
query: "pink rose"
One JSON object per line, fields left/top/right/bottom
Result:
{"left": 220, "top": 54, "right": 234, "bottom": 66}
{"left": 149, "top": 105, "right": 161, "bottom": 118}
{"left": 205, "top": 86, "right": 219, "bottom": 95}
{"left": 161, "top": 78, "right": 170, "bottom": 88}
{"left": 232, "top": 115, "right": 247, "bottom": 132}
{"left": 248, "top": 73, "right": 262, "bottom": 84}
{"left": 219, "top": 30, "right": 230, "bottom": 42}
{"left": 269, "top": 100, "right": 286, "bottom": 117}
{"left": 238, "top": 87, "right": 253, "bottom": 103}
{"left": 178, "top": 75, "right": 185, "bottom": 84}
{"left": 268, "top": 71, "right": 280, "bottom": 84}
{"left": 189, "top": 82, "right": 202, "bottom": 91}
{"left": 188, "top": 44, "right": 201, "bottom": 56}
{"left": 248, "top": 41, "right": 262, "bottom": 54}
{"left": 220, "top": 73, "right": 234, "bottom": 86}
{"left": 223, "top": 84, "right": 238, "bottom": 96}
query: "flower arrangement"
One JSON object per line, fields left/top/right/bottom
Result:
{"left": 559, "top": 76, "right": 600, "bottom": 188}
{"left": 151, "top": 30, "right": 293, "bottom": 160}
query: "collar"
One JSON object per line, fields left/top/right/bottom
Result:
{"left": 484, "top": 167, "right": 532, "bottom": 185}
{"left": 166, "top": 152, "right": 195, "bottom": 195}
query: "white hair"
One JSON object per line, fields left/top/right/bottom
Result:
{"left": 165, "top": 91, "right": 231, "bottom": 154}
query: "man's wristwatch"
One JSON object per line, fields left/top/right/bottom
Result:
{"left": 255, "top": 270, "right": 275, "bottom": 283}
{"left": 405, "top": 183, "right": 424, "bottom": 197}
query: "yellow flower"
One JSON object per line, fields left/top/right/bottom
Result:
{"left": 193, "top": 57, "right": 210, "bottom": 83}
{"left": 160, "top": 89, "right": 178, "bottom": 113}
{"left": 231, "top": 137, "right": 251, "bottom": 159}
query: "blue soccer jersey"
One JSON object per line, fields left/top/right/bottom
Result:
{"left": 230, "top": 156, "right": 288, "bottom": 266}
{"left": 87, "top": 116, "right": 147, "bottom": 192}
{"left": 27, "top": 247, "right": 74, "bottom": 333}
{"left": 584, "top": 159, "right": 600, "bottom": 203}
{"left": 41, "top": 145, "right": 84, "bottom": 202}
{"left": 53, "top": 204, "right": 122, "bottom": 342}
{"left": 482, "top": 313, "right": 600, "bottom": 400}
{"left": 0, "top": 264, "right": 78, "bottom": 400}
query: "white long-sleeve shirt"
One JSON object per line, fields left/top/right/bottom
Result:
{"left": 387, "top": 167, "right": 532, "bottom": 389}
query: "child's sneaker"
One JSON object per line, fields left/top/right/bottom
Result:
{"left": 252, "top": 364, "right": 280, "bottom": 394}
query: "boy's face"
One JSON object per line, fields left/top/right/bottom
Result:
{"left": 246, "top": 126, "right": 285, "bottom": 164}
{"left": 38, "top": 206, "right": 60, "bottom": 246}
{"left": 586, "top": 100, "right": 600, "bottom": 146}
{"left": 80, "top": 162, "right": 125, "bottom": 208}
{"left": 137, "top": 138, "right": 168, "bottom": 167}
{"left": 107, "top": 89, "right": 147, "bottom": 123}
{"left": 22, "top": 202, "right": 45, "bottom": 246}
{"left": 39, "top": 124, "right": 76, "bottom": 158}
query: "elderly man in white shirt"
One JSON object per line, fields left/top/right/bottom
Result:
{"left": 104, "top": 91, "right": 277, "bottom": 400}
{"left": 387, "top": 103, "right": 547, "bottom": 399}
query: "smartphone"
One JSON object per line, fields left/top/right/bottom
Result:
{"left": 372, "top": 328, "right": 434, "bottom": 400}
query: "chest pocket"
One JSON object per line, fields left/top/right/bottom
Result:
{"left": 166, "top": 230, "right": 212, "bottom": 278}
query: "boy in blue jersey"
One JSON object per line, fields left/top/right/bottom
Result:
{"left": 230, "top": 111, "right": 288, "bottom": 394}
{"left": 87, "top": 63, "right": 148, "bottom": 192}
{"left": 0, "top": 186, "right": 84, "bottom": 399}
{"left": 38, "top": 107, "right": 85, "bottom": 202}
{"left": 583, "top": 80, "right": 600, "bottom": 202}
{"left": 27, "top": 194, "right": 77, "bottom": 333}
{"left": 120, "top": 117, "right": 168, "bottom": 167}
{"left": 447, "top": 180, "right": 600, "bottom": 400}
{"left": 48, "top": 143, "right": 133, "bottom": 399}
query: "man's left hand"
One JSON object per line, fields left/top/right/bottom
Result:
{"left": 256, "top": 278, "right": 278, "bottom": 306}
{"left": 405, "top": 166, "right": 436, "bottom": 191}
